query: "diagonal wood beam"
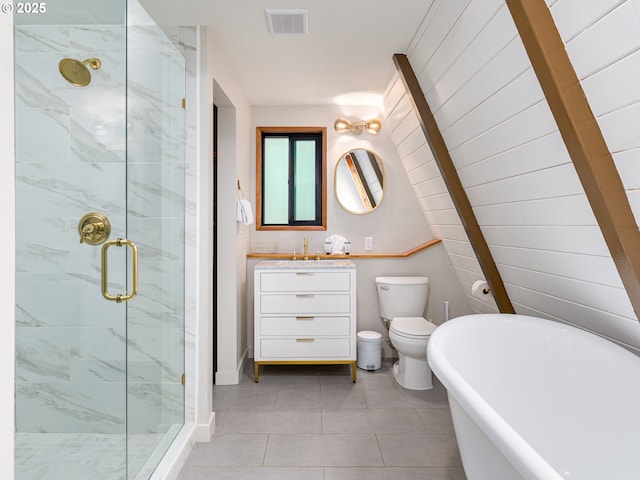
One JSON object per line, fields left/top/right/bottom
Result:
{"left": 507, "top": 0, "right": 640, "bottom": 319}
{"left": 393, "top": 53, "right": 515, "bottom": 314}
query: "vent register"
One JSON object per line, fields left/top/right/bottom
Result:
{"left": 265, "top": 9, "right": 308, "bottom": 34}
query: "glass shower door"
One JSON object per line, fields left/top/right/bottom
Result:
{"left": 14, "top": 1, "right": 185, "bottom": 478}
{"left": 125, "top": 2, "right": 186, "bottom": 477}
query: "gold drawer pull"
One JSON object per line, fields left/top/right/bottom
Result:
{"left": 296, "top": 272, "right": 314, "bottom": 276}
{"left": 296, "top": 316, "right": 315, "bottom": 320}
{"left": 296, "top": 338, "right": 315, "bottom": 342}
{"left": 296, "top": 294, "right": 314, "bottom": 297}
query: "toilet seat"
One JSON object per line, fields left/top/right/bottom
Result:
{"left": 390, "top": 317, "right": 436, "bottom": 339}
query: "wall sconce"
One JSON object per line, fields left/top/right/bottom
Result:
{"left": 334, "top": 117, "right": 382, "bottom": 135}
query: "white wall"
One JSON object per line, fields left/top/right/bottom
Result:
{"left": 246, "top": 105, "right": 466, "bottom": 358}
{"left": 385, "top": 0, "right": 640, "bottom": 352}
{"left": 0, "top": 10, "right": 15, "bottom": 480}
{"left": 250, "top": 105, "right": 433, "bottom": 254}
{"left": 206, "top": 29, "right": 252, "bottom": 385}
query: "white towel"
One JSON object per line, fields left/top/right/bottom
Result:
{"left": 237, "top": 198, "right": 254, "bottom": 225}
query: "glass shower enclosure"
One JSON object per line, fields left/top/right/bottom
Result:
{"left": 14, "top": 0, "right": 186, "bottom": 478}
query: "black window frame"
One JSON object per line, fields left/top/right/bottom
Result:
{"left": 256, "top": 127, "right": 327, "bottom": 230}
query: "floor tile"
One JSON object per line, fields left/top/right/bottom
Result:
{"left": 363, "top": 382, "right": 449, "bottom": 409}
{"left": 275, "top": 385, "right": 367, "bottom": 410}
{"left": 177, "top": 360, "right": 465, "bottom": 479}
{"left": 264, "top": 433, "right": 384, "bottom": 466}
{"left": 184, "top": 434, "right": 268, "bottom": 467}
{"left": 182, "top": 466, "right": 324, "bottom": 480}
{"left": 416, "top": 407, "right": 457, "bottom": 435}
{"left": 377, "top": 433, "right": 462, "bottom": 467}
{"left": 448, "top": 467, "right": 468, "bottom": 480}
{"left": 215, "top": 409, "right": 322, "bottom": 434}
{"left": 324, "top": 466, "right": 456, "bottom": 480}
{"left": 322, "top": 408, "right": 426, "bottom": 434}
{"left": 174, "top": 466, "right": 198, "bottom": 480}
{"left": 213, "top": 384, "right": 278, "bottom": 410}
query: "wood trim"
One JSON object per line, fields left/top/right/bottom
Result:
{"left": 247, "top": 238, "right": 442, "bottom": 259}
{"left": 393, "top": 53, "right": 515, "bottom": 314}
{"left": 256, "top": 126, "right": 327, "bottom": 231}
{"left": 507, "top": 0, "right": 640, "bottom": 319}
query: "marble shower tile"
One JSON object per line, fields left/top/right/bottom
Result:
{"left": 70, "top": 106, "right": 126, "bottom": 162}
{"left": 16, "top": 162, "right": 126, "bottom": 219}
{"left": 15, "top": 107, "right": 70, "bottom": 164}
{"left": 127, "top": 165, "right": 186, "bottom": 217}
{"left": 69, "top": 25, "right": 126, "bottom": 53}
{"left": 15, "top": 217, "right": 70, "bottom": 273}
{"left": 127, "top": 106, "right": 185, "bottom": 163}
{"left": 127, "top": 326, "right": 184, "bottom": 382}
{"left": 126, "top": 276, "right": 184, "bottom": 328}
{"left": 15, "top": 25, "right": 70, "bottom": 53}
{"left": 127, "top": 382, "right": 184, "bottom": 434}
{"left": 14, "top": 53, "right": 69, "bottom": 108}
{"left": 15, "top": 327, "right": 71, "bottom": 382}
{"left": 15, "top": 433, "right": 126, "bottom": 480}
{"left": 17, "top": 272, "right": 125, "bottom": 330}
{"left": 69, "top": 326, "right": 126, "bottom": 383}
{"left": 16, "top": 381, "right": 126, "bottom": 434}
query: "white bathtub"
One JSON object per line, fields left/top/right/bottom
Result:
{"left": 427, "top": 313, "right": 640, "bottom": 480}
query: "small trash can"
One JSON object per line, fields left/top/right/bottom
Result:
{"left": 357, "top": 330, "right": 382, "bottom": 371}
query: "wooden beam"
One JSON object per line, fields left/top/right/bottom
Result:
{"left": 344, "top": 153, "right": 374, "bottom": 210}
{"left": 393, "top": 54, "right": 515, "bottom": 314}
{"left": 507, "top": 0, "right": 640, "bottom": 319}
{"left": 367, "top": 150, "right": 384, "bottom": 187}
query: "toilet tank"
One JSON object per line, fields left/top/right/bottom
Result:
{"left": 375, "top": 276, "right": 429, "bottom": 321}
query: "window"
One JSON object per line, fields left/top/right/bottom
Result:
{"left": 256, "top": 127, "right": 327, "bottom": 230}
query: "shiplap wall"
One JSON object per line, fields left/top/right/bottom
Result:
{"left": 384, "top": 0, "right": 640, "bottom": 352}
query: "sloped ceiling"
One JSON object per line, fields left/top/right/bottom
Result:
{"left": 383, "top": 0, "right": 640, "bottom": 352}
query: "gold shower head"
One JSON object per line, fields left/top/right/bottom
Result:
{"left": 58, "top": 57, "right": 102, "bottom": 87}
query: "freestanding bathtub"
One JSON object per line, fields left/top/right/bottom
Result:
{"left": 427, "top": 313, "right": 640, "bottom": 480}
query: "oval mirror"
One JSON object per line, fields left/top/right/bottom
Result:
{"left": 335, "top": 149, "right": 384, "bottom": 214}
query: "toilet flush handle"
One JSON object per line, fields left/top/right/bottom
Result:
{"left": 380, "top": 285, "right": 389, "bottom": 291}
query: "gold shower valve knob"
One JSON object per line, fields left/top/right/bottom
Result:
{"left": 78, "top": 212, "right": 111, "bottom": 245}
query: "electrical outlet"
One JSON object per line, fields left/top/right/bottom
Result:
{"left": 364, "top": 236, "right": 373, "bottom": 251}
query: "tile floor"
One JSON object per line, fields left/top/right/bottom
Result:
{"left": 176, "top": 359, "right": 466, "bottom": 480}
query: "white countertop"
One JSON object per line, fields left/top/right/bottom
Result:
{"left": 255, "top": 259, "right": 356, "bottom": 269}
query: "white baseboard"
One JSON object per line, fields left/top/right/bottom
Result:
{"left": 151, "top": 413, "right": 215, "bottom": 480}
{"left": 214, "top": 348, "right": 247, "bottom": 385}
{"left": 194, "top": 412, "right": 215, "bottom": 440}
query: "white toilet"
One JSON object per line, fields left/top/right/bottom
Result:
{"left": 375, "top": 276, "right": 436, "bottom": 390}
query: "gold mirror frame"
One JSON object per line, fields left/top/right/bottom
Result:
{"left": 335, "top": 149, "right": 384, "bottom": 214}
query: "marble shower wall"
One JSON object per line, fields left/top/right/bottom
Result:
{"left": 15, "top": 13, "right": 186, "bottom": 434}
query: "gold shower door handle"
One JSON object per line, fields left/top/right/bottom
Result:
{"left": 101, "top": 238, "right": 138, "bottom": 303}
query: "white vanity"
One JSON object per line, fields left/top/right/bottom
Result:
{"left": 253, "top": 259, "right": 357, "bottom": 382}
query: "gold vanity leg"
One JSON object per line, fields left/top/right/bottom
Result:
{"left": 351, "top": 361, "right": 357, "bottom": 383}
{"left": 254, "top": 362, "right": 259, "bottom": 383}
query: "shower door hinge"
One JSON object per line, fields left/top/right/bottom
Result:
{"left": 181, "top": 98, "right": 186, "bottom": 109}
{"left": 181, "top": 374, "right": 186, "bottom": 385}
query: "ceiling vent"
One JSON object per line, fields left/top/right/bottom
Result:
{"left": 265, "top": 9, "right": 308, "bottom": 34}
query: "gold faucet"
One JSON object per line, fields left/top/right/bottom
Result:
{"left": 303, "top": 235, "right": 309, "bottom": 261}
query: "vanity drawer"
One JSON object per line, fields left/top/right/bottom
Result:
{"left": 260, "top": 337, "right": 351, "bottom": 359}
{"left": 259, "top": 316, "right": 350, "bottom": 336}
{"left": 260, "top": 293, "right": 350, "bottom": 314}
{"left": 260, "top": 271, "right": 351, "bottom": 292}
